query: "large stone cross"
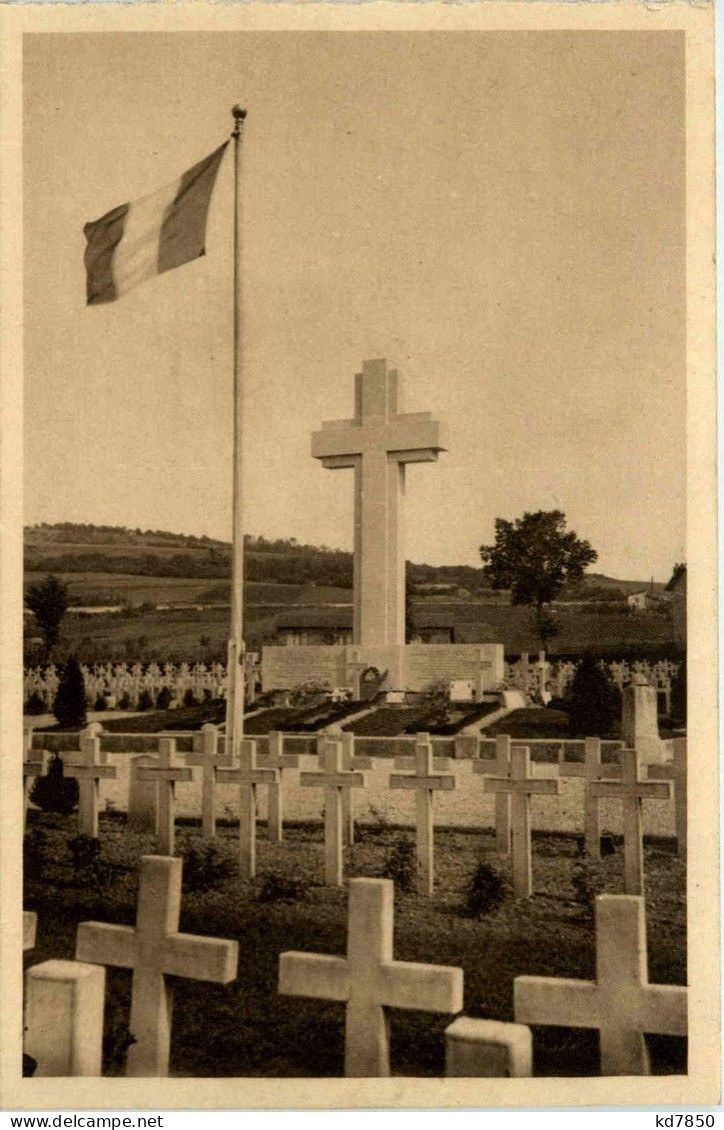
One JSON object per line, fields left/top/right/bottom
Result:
{"left": 279, "top": 877, "right": 463, "bottom": 1076}
{"left": 589, "top": 746, "right": 670, "bottom": 894}
{"left": 76, "top": 855, "right": 238, "bottom": 1077}
{"left": 389, "top": 734, "right": 456, "bottom": 896}
{"left": 514, "top": 894, "right": 687, "bottom": 1075}
{"left": 483, "top": 745, "right": 558, "bottom": 898}
{"left": 312, "top": 358, "right": 445, "bottom": 647}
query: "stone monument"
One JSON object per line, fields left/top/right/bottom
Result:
{"left": 262, "top": 359, "right": 504, "bottom": 693}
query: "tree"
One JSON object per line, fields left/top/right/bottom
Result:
{"left": 479, "top": 510, "right": 597, "bottom": 649}
{"left": 567, "top": 653, "right": 619, "bottom": 737}
{"left": 53, "top": 655, "right": 87, "bottom": 729}
{"left": 25, "top": 574, "right": 70, "bottom": 662}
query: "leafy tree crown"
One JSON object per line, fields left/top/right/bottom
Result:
{"left": 479, "top": 510, "right": 597, "bottom": 607}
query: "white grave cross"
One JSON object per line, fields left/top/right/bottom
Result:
{"left": 76, "top": 855, "right": 238, "bottom": 1077}
{"left": 312, "top": 359, "right": 445, "bottom": 647}
{"left": 299, "top": 737, "right": 367, "bottom": 886}
{"left": 185, "top": 724, "right": 232, "bottom": 838}
{"left": 389, "top": 733, "right": 456, "bottom": 896}
{"left": 647, "top": 738, "right": 687, "bottom": 861}
{"left": 338, "top": 732, "right": 373, "bottom": 846}
{"left": 484, "top": 745, "right": 558, "bottom": 897}
{"left": 559, "top": 737, "right": 622, "bottom": 858}
{"left": 279, "top": 877, "right": 463, "bottom": 1076}
{"left": 138, "top": 737, "right": 192, "bottom": 855}
{"left": 514, "top": 894, "right": 687, "bottom": 1074}
{"left": 65, "top": 725, "right": 117, "bottom": 838}
{"left": 589, "top": 747, "right": 670, "bottom": 894}
{"left": 473, "top": 735, "right": 513, "bottom": 855}
{"left": 217, "top": 738, "right": 279, "bottom": 878}
{"left": 257, "top": 731, "right": 300, "bottom": 843}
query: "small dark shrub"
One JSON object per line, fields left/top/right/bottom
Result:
{"left": 102, "top": 1012, "right": 136, "bottom": 1076}
{"left": 24, "top": 692, "right": 47, "bottom": 716}
{"left": 257, "top": 873, "right": 306, "bottom": 904}
{"left": 137, "top": 689, "right": 154, "bottom": 711}
{"left": 93, "top": 694, "right": 109, "bottom": 711}
{"left": 118, "top": 692, "right": 132, "bottom": 710}
{"left": 183, "top": 688, "right": 198, "bottom": 707}
{"left": 156, "top": 687, "right": 172, "bottom": 710}
{"left": 29, "top": 754, "right": 79, "bottom": 815}
{"left": 53, "top": 655, "right": 87, "bottom": 729}
{"left": 68, "top": 833, "right": 101, "bottom": 871}
{"left": 381, "top": 838, "right": 416, "bottom": 894}
{"left": 568, "top": 653, "right": 619, "bottom": 737}
{"left": 600, "top": 834, "right": 616, "bottom": 857}
{"left": 24, "top": 827, "right": 50, "bottom": 883}
{"left": 181, "top": 841, "right": 234, "bottom": 893}
{"left": 465, "top": 860, "right": 507, "bottom": 918}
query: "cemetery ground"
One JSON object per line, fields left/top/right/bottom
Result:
{"left": 24, "top": 812, "right": 686, "bottom": 1079}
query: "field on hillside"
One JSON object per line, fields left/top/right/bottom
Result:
{"left": 23, "top": 574, "right": 308, "bottom": 609}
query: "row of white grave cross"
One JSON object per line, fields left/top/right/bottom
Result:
{"left": 24, "top": 728, "right": 686, "bottom": 900}
{"left": 22, "top": 864, "right": 687, "bottom": 1079}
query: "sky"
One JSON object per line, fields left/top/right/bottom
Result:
{"left": 23, "top": 30, "right": 685, "bottom": 579}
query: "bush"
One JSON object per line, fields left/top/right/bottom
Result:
{"left": 381, "top": 838, "right": 416, "bottom": 894}
{"left": 53, "top": 655, "right": 87, "bottom": 729}
{"left": 118, "top": 692, "right": 132, "bottom": 710}
{"left": 155, "top": 686, "right": 172, "bottom": 710}
{"left": 257, "top": 874, "right": 306, "bottom": 904}
{"left": 567, "top": 653, "right": 619, "bottom": 737}
{"left": 183, "top": 688, "right": 198, "bottom": 708}
{"left": 137, "top": 689, "right": 154, "bottom": 711}
{"left": 24, "top": 691, "right": 47, "bottom": 715}
{"left": 181, "top": 841, "right": 234, "bottom": 893}
{"left": 94, "top": 693, "right": 109, "bottom": 711}
{"left": 23, "top": 827, "right": 50, "bottom": 884}
{"left": 465, "top": 860, "right": 507, "bottom": 918}
{"left": 68, "top": 834, "right": 116, "bottom": 890}
{"left": 29, "top": 754, "right": 79, "bottom": 815}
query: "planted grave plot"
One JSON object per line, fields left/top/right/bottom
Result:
{"left": 343, "top": 705, "right": 443, "bottom": 737}
{"left": 412, "top": 699, "right": 502, "bottom": 735}
{"left": 23, "top": 818, "right": 686, "bottom": 1078}
{"left": 283, "top": 700, "right": 368, "bottom": 733}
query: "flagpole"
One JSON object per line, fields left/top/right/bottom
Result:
{"left": 226, "top": 104, "right": 247, "bottom": 761}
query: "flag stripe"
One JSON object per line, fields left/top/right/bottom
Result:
{"left": 83, "top": 202, "right": 130, "bottom": 305}
{"left": 158, "top": 143, "right": 228, "bottom": 276}
{"left": 113, "top": 180, "right": 179, "bottom": 299}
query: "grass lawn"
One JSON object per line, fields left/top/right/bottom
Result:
{"left": 24, "top": 818, "right": 686, "bottom": 1079}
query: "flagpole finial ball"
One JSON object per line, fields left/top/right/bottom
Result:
{"left": 232, "top": 105, "right": 247, "bottom": 121}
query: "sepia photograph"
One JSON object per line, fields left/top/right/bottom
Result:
{"left": 0, "top": 0, "right": 717, "bottom": 1111}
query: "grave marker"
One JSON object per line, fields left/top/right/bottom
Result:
{"left": 445, "top": 1017, "right": 532, "bottom": 1077}
{"left": 472, "top": 735, "right": 513, "bottom": 855}
{"left": 389, "top": 733, "right": 456, "bottom": 896}
{"left": 128, "top": 754, "right": 160, "bottom": 833}
{"left": 138, "top": 738, "right": 192, "bottom": 855}
{"left": 647, "top": 738, "right": 687, "bottom": 860}
{"left": 279, "top": 877, "right": 463, "bottom": 1076}
{"left": 65, "top": 724, "right": 117, "bottom": 838}
{"left": 483, "top": 745, "right": 558, "bottom": 897}
{"left": 559, "top": 737, "right": 622, "bottom": 857}
{"left": 25, "top": 961, "right": 105, "bottom": 1077}
{"left": 589, "top": 747, "right": 671, "bottom": 894}
{"left": 24, "top": 911, "right": 37, "bottom": 951}
{"left": 185, "top": 723, "right": 232, "bottom": 838}
{"left": 257, "top": 730, "right": 300, "bottom": 843}
{"left": 514, "top": 894, "right": 687, "bottom": 1074}
{"left": 299, "top": 737, "right": 366, "bottom": 886}
{"left": 217, "top": 739, "right": 279, "bottom": 878}
{"left": 339, "top": 732, "right": 373, "bottom": 846}
{"left": 76, "top": 855, "right": 238, "bottom": 1077}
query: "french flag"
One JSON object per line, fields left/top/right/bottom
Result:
{"left": 83, "top": 142, "right": 228, "bottom": 305}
